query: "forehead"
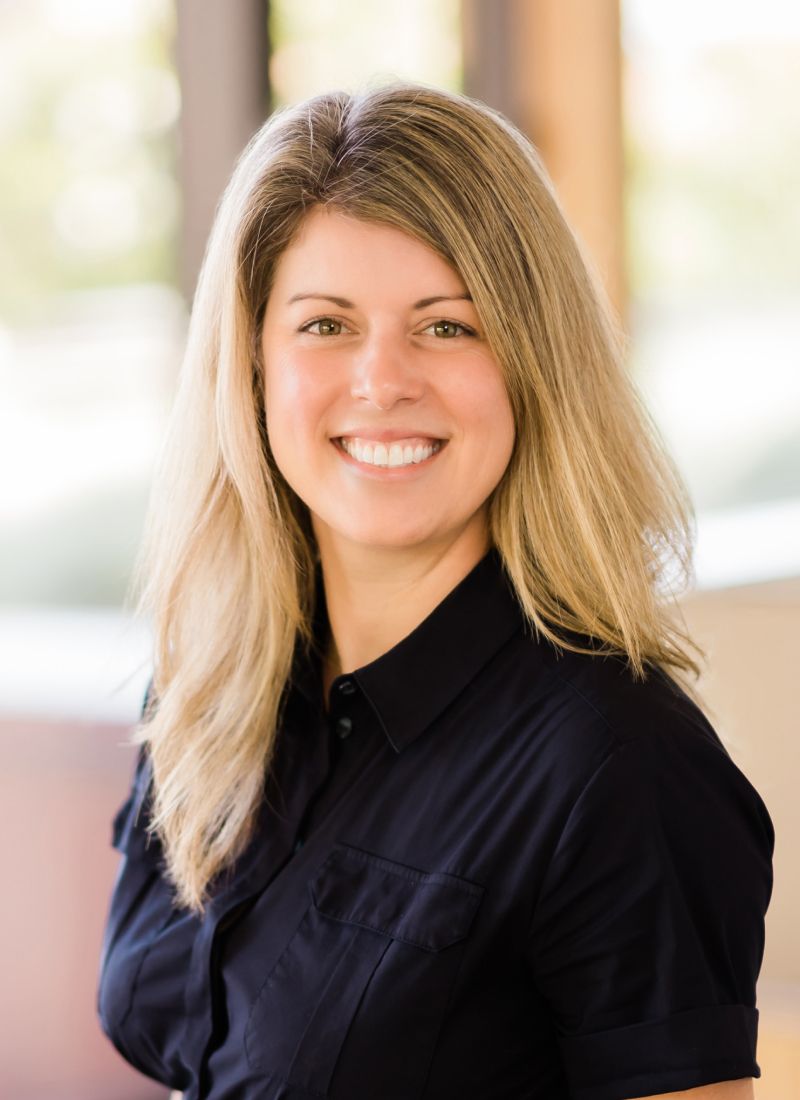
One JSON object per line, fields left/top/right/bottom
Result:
{"left": 270, "top": 206, "right": 468, "bottom": 298}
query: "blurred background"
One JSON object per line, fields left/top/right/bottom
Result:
{"left": 0, "top": 1, "right": 797, "bottom": 1096}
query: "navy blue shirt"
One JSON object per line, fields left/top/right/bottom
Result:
{"left": 98, "top": 548, "right": 774, "bottom": 1099}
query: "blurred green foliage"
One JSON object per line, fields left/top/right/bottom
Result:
{"left": 624, "top": 44, "right": 800, "bottom": 301}
{"left": 0, "top": 1, "right": 180, "bottom": 324}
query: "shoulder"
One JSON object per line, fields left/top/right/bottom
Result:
{"left": 494, "top": 625, "right": 773, "bottom": 847}
{"left": 519, "top": 634, "right": 774, "bottom": 1097}
{"left": 500, "top": 621, "right": 724, "bottom": 755}
{"left": 502, "top": 631, "right": 775, "bottom": 914}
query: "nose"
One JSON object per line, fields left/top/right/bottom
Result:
{"left": 349, "top": 330, "right": 425, "bottom": 411}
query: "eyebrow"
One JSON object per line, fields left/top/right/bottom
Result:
{"left": 286, "top": 293, "right": 473, "bottom": 310}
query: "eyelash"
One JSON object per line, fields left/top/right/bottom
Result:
{"left": 299, "top": 316, "right": 478, "bottom": 339}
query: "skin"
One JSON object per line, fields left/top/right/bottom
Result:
{"left": 261, "top": 206, "right": 516, "bottom": 689}
{"left": 628, "top": 1085, "right": 754, "bottom": 1100}
{"left": 256, "top": 209, "right": 755, "bottom": 1100}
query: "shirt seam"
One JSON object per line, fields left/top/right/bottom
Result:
{"left": 524, "top": 735, "right": 640, "bottom": 946}
{"left": 545, "top": 659, "right": 633, "bottom": 744}
{"left": 557, "top": 1000, "right": 758, "bottom": 1042}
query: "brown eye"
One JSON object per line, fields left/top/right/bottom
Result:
{"left": 304, "top": 317, "right": 343, "bottom": 336}
{"left": 429, "top": 320, "right": 473, "bottom": 339}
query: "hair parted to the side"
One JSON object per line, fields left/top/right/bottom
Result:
{"left": 129, "top": 81, "right": 702, "bottom": 912}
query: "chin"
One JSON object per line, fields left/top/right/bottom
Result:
{"left": 328, "top": 518, "right": 443, "bottom": 552}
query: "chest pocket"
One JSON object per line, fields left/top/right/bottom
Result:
{"left": 245, "top": 842, "right": 484, "bottom": 1099}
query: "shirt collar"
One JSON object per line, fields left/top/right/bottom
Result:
{"left": 292, "top": 548, "right": 525, "bottom": 754}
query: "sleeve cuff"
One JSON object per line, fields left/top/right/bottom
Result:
{"left": 558, "top": 1003, "right": 759, "bottom": 1100}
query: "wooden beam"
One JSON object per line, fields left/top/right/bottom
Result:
{"left": 462, "top": 0, "right": 626, "bottom": 323}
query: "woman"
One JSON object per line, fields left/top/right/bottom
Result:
{"left": 98, "top": 84, "right": 774, "bottom": 1100}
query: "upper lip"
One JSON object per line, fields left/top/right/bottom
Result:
{"left": 334, "top": 429, "right": 446, "bottom": 443}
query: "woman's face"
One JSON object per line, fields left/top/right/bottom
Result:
{"left": 260, "top": 206, "right": 515, "bottom": 561}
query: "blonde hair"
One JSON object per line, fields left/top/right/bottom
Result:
{"left": 130, "top": 82, "right": 701, "bottom": 912}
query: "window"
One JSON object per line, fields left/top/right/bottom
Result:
{"left": 0, "top": 0, "right": 181, "bottom": 718}
{"left": 623, "top": 0, "right": 800, "bottom": 585}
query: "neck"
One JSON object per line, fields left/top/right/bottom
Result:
{"left": 314, "top": 521, "right": 491, "bottom": 680}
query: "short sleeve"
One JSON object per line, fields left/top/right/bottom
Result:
{"left": 526, "top": 728, "right": 774, "bottom": 1100}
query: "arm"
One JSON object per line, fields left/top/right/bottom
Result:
{"left": 526, "top": 733, "right": 772, "bottom": 1100}
{"left": 632, "top": 1080, "right": 754, "bottom": 1099}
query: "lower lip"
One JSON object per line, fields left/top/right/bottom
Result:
{"left": 332, "top": 439, "right": 446, "bottom": 479}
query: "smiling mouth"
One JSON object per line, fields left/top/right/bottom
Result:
{"left": 335, "top": 437, "right": 444, "bottom": 468}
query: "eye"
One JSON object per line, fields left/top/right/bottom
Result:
{"left": 300, "top": 317, "right": 345, "bottom": 336}
{"left": 426, "top": 319, "right": 476, "bottom": 339}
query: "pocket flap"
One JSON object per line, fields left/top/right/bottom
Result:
{"left": 310, "top": 843, "right": 484, "bottom": 952}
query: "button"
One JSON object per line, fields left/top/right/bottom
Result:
{"left": 338, "top": 679, "right": 356, "bottom": 696}
{"left": 335, "top": 716, "right": 353, "bottom": 739}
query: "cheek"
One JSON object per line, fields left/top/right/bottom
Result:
{"left": 264, "top": 356, "right": 299, "bottom": 417}
{"left": 264, "top": 359, "right": 329, "bottom": 449}
{"left": 264, "top": 368, "right": 305, "bottom": 485}
{"left": 459, "top": 370, "right": 516, "bottom": 459}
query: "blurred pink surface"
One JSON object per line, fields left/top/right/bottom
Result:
{"left": 0, "top": 716, "right": 167, "bottom": 1100}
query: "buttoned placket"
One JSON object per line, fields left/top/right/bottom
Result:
{"left": 191, "top": 672, "right": 378, "bottom": 1096}
{"left": 293, "top": 675, "right": 360, "bottom": 855}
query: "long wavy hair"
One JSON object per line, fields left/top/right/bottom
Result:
{"left": 129, "top": 82, "right": 701, "bottom": 912}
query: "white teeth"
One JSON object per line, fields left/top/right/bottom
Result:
{"left": 339, "top": 438, "right": 440, "bottom": 468}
